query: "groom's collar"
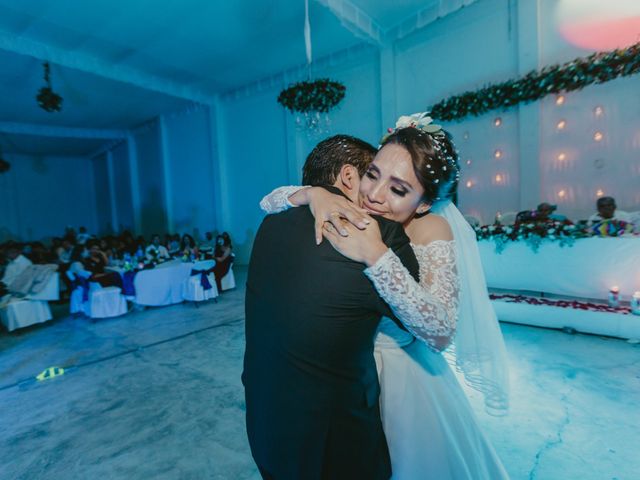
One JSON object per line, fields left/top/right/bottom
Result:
{"left": 318, "top": 185, "right": 352, "bottom": 202}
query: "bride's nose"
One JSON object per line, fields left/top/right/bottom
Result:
{"left": 367, "top": 182, "right": 386, "bottom": 204}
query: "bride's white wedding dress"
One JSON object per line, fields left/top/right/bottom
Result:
{"left": 261, "top": 187, "right": 509, "bottom": 479}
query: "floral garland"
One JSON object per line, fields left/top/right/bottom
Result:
{"left": 490, "top": 293, "right": 632, "bottom": 315}
{"left": 475, "top": 219, "right": 635, "bottom": 253}
{"left": 277, "top": 78, "right": 346, "bottom": 113}
{"left": 429, "top": 42, "right": 640, "bottom": 121}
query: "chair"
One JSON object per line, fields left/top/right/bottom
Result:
{"left": 68, "top": 272, "right": 127, "bottom": 319}
{"left": 220, "top": 264, "right": 236, "bottom": 291}
{"left": 499, "top": 211, "right": 518, "bottom": 225}
{"left": 183, "top": 269, "right": 219, "bottom": 302}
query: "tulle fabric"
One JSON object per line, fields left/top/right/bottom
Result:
{"left": 431, "top": 201, "right": 510, "bottom": 415}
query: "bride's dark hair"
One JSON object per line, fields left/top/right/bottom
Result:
{"left": 380, "top": 127, "right": 459, "bottom": 204}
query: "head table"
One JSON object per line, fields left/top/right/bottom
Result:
{"left": 478, "top": 237, "right": 640, "bottom": 301}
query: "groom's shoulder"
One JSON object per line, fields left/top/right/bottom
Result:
{"left": 372, "top": 215, "right": 409, "bottom": 243}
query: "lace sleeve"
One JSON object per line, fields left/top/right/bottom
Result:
{"left": 259, "top": 186, "right": 308, "bottom": 214}
{"left": 364, "top": 241, "right": 459, "bottom": 352}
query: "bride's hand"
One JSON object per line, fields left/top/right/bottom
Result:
{"left": 322, "top": 218, "right": 388, "bottom": 267}
{"left": 294, "top": 187, "right": 371, "bottom": 245}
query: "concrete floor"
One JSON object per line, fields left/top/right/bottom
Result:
{"left": 1, "top": 267, "right": 638, "bottom": 479}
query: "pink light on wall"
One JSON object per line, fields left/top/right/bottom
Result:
{"left": 556, "top": 0, "right": 640, "bottom": 51}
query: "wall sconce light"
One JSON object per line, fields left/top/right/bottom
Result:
{"left": 494, "top": 149, "right": 503, "bottom": 159}
{"left": 494, "top": 117, "right": 502, "bottom": 127}
{"left": 466, "top": 159, "right": 472, "bottom": 166}
{"left": 557, "top": 153, "right": 566, "bottom": 161}
{"left": 556, "top": 95, "right": 565, "bottom": 106}
{"left": 594, "top": 106, "right": 604, "bottom": 117}
{"left": 556, "top": 120, "right": 567, "bottom": 130}
{"left": 558, "top": 189, "right": 566, "bottom": 199}
{"left": 466, "top": 180, "right": 473, "bottom": 188}
{"left": 596, "top": 189, "right": 604, "bottom": 197}
{"left": 593, "top": 131, "right": 603, "bottom": 141}
{"left": 495, "top": 174, "right": 503, "bottom": 183}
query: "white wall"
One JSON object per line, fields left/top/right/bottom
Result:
{"left": 0, "top": 154, "right": 96, "bottom": 241}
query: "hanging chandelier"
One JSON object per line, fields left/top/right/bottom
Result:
{"left": 36, "top": 62, "right": 63, "bottom": 113}
{"left": 277, "top": 0, "right": 346, "bottom": 136}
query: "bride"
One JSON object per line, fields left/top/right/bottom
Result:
{"left": 260, "top": 113, "right": 510, "bottom": 479}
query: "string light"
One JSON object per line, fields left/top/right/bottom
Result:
{"left": 466, "top": 180, "right": 473, "bottom": 188}
{"left": 557, "top": 153, "right": 566, "bottom": 161}
{"left": 494, "top": 149, "right": 503, "bottom": 159}
{"left": 557, "top": 120, "right": 567, "bottom": 130}
{"left": 463, "top": 132, "right": 469, "bottom": 140}
{"left": 594, "top": 131, "right": 603, "bottom": 141}
{"left": 466, "top": 159, "right": 472, "bottom": 166}
{"left": 495, "top": 174, "right": 503, "bottom": 183}
{"left": 596, "top": 189, "right": 604, "bottom": 197}
{"left": 558, "top": 189, "right": 566, "bottom": 198}
{"left": 556, "top": 95, "right": 565, "bottom": 105}
{"left": 494, "top": 117, "right": 502, "bottom": 127}
{"left": 594, "top": 106, "right": 604, "bottom": 117}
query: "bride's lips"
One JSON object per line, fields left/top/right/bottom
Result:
{"left": 362, "top": 201, "right": 387, "bottom": 216}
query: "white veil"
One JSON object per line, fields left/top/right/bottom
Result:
{"left": 431, "top": 200, "right": 510, "bottom": 416}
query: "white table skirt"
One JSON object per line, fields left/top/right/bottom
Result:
{"left": 0, "top": 299, "right": 52, "bottom": 332}
{"left": 479, "top": 237, "right": 640, "bottom": 301}
{"left": 132, "top": 260, "right": 216, "bottom": 306}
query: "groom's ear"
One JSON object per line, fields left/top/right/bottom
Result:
{"left": 338, "top": 164, "right": 358, "bottom": 192}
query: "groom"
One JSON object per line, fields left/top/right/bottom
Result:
{"left": 243, "top": 135, "right": 419, "bottom": 480}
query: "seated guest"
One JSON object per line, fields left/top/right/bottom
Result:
{"left": 1, "top": 243, "right": 32, "bottom": 291}
{"left": 56, "top": 238, "right": 73, "bottom": 265}
{"left": 199, "top": 231, "right": 216, "bottom": 257}
{"left": 167, "top": 234, "right": 181, "bottom": 256}
{"left": 85, "top": 241, "right": 122, "bottom": 288}
{"left": 68, "top": 245, "right": 91, "bottom": 278}
{"left": 213, "top": 233, "right": 233, "bottom": 291}
{"left": 588, "top": 196, "right": 631, "bottom": 225}
{"left": 76, "top": 226, "right": 91, "bottom": 245}
{"left": 516, "top": 202, "right": 570, "bottom": 226}
{"left": 145, "top": 234, "right": 171, "bottom": 261}
{"left": 180, "top": 234, "right": 197, "bottom": 258}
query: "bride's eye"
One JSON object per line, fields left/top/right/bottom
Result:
{"left": 391, "top": 187, "right": 407, "bottom": 197}
{"left": 365, "top": 170, "right": 377, "bottom": 180}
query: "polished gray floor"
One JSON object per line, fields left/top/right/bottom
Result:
{"left": 1, "top": 267, "right": 638, "bottom": 479}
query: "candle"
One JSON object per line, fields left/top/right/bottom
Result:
{"left": 631, "top": 292, "right": 640, "bottom": 316}
{"left": 608, "top": 286, "right": 620, "bottom": 308}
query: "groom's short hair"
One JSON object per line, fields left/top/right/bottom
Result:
{"left": 302, "top": 135, "right": 376, "bottom": 186}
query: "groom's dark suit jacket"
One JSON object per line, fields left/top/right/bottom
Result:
{"left": 243, "top": 187, "right": 419, "bottom": 480}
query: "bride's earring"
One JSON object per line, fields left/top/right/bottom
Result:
{"left": 416, "top": 203, "right": 431, "bottom": 215}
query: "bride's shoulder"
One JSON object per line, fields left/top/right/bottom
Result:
{"left": 407, "top": 213, "right": 453, "bottom": 246}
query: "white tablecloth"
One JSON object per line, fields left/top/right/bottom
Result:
{"left": 131, "top": 260, "right": 216, "bottom": 306}
{"left": 0, "top": 299, "right": 52, "bottom": 332}
{"left": 479, "top": 237, "right": 640, "bottom": 301}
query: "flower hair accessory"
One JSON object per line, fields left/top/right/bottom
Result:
{"left": 381, "top": 111, "right": 444, "bottom": 143}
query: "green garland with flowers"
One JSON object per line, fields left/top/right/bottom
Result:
{"left": 277, "top": 78, "right": 346, "bottom": 113}
{"left": 475, "top": 219, "right": 635, "bottom": 254}
{"left": 429, "top": 42, "right": 640, "bottom": 122}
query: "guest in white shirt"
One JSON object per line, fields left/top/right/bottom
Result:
{"left": 76, "top": 226, "right": 91, "bottom": 245}
{"left": 146, "top": 234, "right": 171, "bottom": 261}
{"left": 588, "top": 197, "right": 631, "bottom": 225}
{"left": 1, "top": 244, "right": 33, "bottom": 288}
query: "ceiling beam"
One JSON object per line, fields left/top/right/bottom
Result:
{"left": 389, "top": 0, "right": 477, "bottom": 41}
{"left": 0, "top": 29, "right": 214, "bottom": 104}
{"left": 0, "top": 121, "right": 127, "bottom": 139}
{"left": 313, "top": 0, "right": 384, "bottom": 46}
